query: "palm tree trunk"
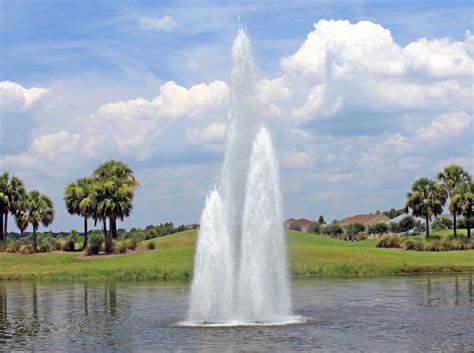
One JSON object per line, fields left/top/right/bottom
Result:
{"left": 82, "top": 217, "right": 88, "bottom": 250}
{"left": 3, "top": 213, "right": 7, "bottom": 251}
{"left": 32, "top": 227, "right": 38, "bottom": 253}
{"left": 111, "top": 217, "right": 117, "bottom": 239}
{"left": 425, "top": 216, "right": 430, "bottom": 239}
{"left": 103, "top": 218, "right": 112, "bottom": 254}
{"left": 453, "top": 213, "right": 457, "bottom": 238}
{"left": 468, "top": 217, "right": 471, "bottom": 240}
{"left": 0, "top": 212, "right": 3, "bottom": 252}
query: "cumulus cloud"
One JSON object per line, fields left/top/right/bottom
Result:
{"left": 139, "top": 16, "right": 177, "bottom": 31}
{"left": 0, "top": 81, "right": 51, "bottom": 154}
{"left": 0, "top": 130, "right": 81, "bottom": 176}
{"left": 414, "top": 112, "right": 472, "bottom": 142}
{"left": 186, "top": 122, "right": 226, "bottom": 144}
{"left": 0, "top": 80, "right": 50, "bottom": 111}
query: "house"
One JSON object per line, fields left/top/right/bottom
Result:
{"left": 284, "top": 218, "right": 313, "bottom": 232}
{"left": 341, "top": 212, "right": 390, "bottom": 226}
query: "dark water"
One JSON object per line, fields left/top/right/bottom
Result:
{"left": 0, "top": 275, "right": 473, "bottom": 352}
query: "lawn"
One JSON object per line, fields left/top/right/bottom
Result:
{"left": 0, "top": 229, "right": 472, "bottom": 281}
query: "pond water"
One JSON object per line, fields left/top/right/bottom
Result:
{"left": 0, "top": 275, "right": 473, "bottom": 352}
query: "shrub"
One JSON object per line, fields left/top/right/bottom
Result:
{"left": 376, "top": 236, "right": 401, "bottom": 248}
{"left": 117, "top": 240, "right": 128, "bottom": 254}
{"left": 21, "top": 245, "right": 35, "bottom": 255}
{"left": 431, "top": 218, "right": 448, "bottom": 231}
{"left": 308, "top": 222, "right": 321, "bottom": 234}
{"left": 85, "top": 232, "right": 102, "bottom": 256}
{"left": 38, "top": 235, "right": 58, "bottom": 253}
{"left": 147, "top": 241, "right": 156, "bottom": 250}
{"left": 413, "top": 220, "right": 426, "bottom": 235}
{"left": 427, "top": 240, "right": 444, "bottom": 252}
{"left": 289, "top": 223, "right": 301, "bottom": 231}
{"left": 7, "top": 240, "right": 22, "bottom": 253}
{"left": 62, "top": 238, "right": 75, "bottom": 252}
{"left": 401, "top": 238, "right": 416, "bottom": 250}
{"left": 128, "top": 234, "right": 143, "bottom": 250}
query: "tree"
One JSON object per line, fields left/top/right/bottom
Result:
{"left": 405, "top": 178, "right": 447, "bottom": 238}
{"left": 308, "top": 222, "right": 320, "bottom": 234}
{"left": 450, "top": 182, "right": 473, "bottom": 239}
{"left": 0, "top": 172, "right": 26, "bottom": 251}
{"left": 325, "top": 223, "right": 344, "bottom": 238}
{"left": 368, "top": 223, "right": 388, "bottom": 236}
{"left": 438, "top": 165, "right": 472, "bottom": 238}
{"left": 64, "top": 177, "right": 94, "bottom": 250}
{"left": 21, "top": 190, "right": 55, "bottom": 252}
{"left": 318, "top": 215, "right": 325, "bottom": 224}
{"left": 345, "top": 222, "right": 366, "bottom": 240}
{"left": 398, "top": 216, "right": 414, "bottom": 235}
{"left": 91, "top": 160, "right": 139, "bottom": 253}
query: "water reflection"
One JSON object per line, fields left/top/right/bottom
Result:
{"left": 0, "top": 275, "right": 472, "bottom": 352}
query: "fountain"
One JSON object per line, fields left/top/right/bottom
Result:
{"left": 185, "top": 28, "right": 294, "bottom": 326}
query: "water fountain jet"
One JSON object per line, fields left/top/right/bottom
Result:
{"left": 185, "top": 28, "right": 295, "bottom": 326}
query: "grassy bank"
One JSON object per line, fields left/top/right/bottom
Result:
{"left": 0, "top": 230, "right": 473, "bottom": 281}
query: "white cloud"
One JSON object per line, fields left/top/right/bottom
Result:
{"left": 139, "top": 16, "right": 177, "bottom": 32}
{"left": 186, "top": 122, "right": 226, "bottom": 144}
{"left": 0, "top": 80, "right": 50, "bottom": 111}
{"left": 415, "top": 112, "right": 472, "bottom": 141}
{"left": 283, "top": 151, "right": 311, "bottom": 168}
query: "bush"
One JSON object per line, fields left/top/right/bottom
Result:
{"left": 401, "top": 238, "right": 417, "bottom": 250}
{"left": 376, "top": 236, "right": 401, "bottom": 248}
{"left": 308, "top": 222, "right": 321, "bottom": 234}
{"left": 413, "top": 220, "right": 426, "bottom": 234}
{"left": 7, "top": 240, "right": 22, "bottom": 253}
{"left": 289, "top": 223, "right": 301, "bottom": 231}
{"left": 38, "top": 235, "right": 58, "bottom": 253}
{"left": 85, "top": 232, "right": 102, "bottom": 256}
{"left": 117, "top": 240, "right": 128, "bottom": 254}
{"left": 127, "top": 234, "right": 143, "bottom": 250}
{"left": 147, "top": 241, "right": 156, "bottom": 250}
{"left": 431, "top": 218, "right": 448, "bottom": 231}
{"left": 427, "top": 240, "right": 444, "bottom": 252}
{"left": 21, "top": 245, "right": 35, "bottom": 255}
{"left": 63, "top": 230, "right": 81, "bottom": 252}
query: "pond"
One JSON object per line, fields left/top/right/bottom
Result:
{"left": 0, "top": 275, "right": 472, "bottom": 352}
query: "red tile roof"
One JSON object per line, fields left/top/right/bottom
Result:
{"left": 341, "top": 213, "right": 390, "bottom": 225}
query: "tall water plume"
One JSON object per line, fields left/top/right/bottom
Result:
{"left": 237, "top": 126, "right": 292, "bottom": 322}
{"left": 186, "top": 190, "right": 234, "bottom": 322}
{"left": 186, "top": 28, "right": 292, "bottom": 325}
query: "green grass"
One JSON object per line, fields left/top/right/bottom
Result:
{"left": 0, "top": 229, "right": 472, "bottom": 281}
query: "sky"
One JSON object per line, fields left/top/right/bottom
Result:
{"left": 0, "top": 0, "right": 473, "bottom": 232}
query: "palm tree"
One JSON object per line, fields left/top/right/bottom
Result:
{"left": 437, "top": 165, "right": 472, "bottom": 238}
{"left": 406, "top": 178, "right": 447, "bottom": 238}
{"left": 92, "top": 161, "right": 138, "bottom": 253}
{"left": 0, "top": 172, "right": 26, "bottom": 251}
{"left": 21, "top": 190, "right": 55, "bottom": 252}
{"left": 450, "top": 182, "right": 473, "bottom": 240}
{"left": 64, "top": 177, "right": 94, "bottom": 250}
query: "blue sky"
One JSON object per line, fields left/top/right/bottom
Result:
{"left": 1, "top": 0, "right": 473, "bottom": 231}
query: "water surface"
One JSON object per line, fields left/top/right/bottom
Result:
{"left": 0, "top": 275, "right": 472, "bottom": 352}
